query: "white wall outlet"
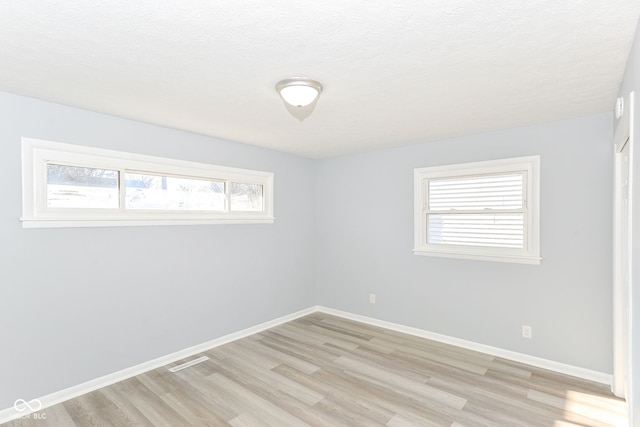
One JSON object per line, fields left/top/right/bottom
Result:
{"left": 522, "top": 325, "right": 532, "bottom": 339}
{"left": 369, "top": 293, "right": 376, "bottom": 304}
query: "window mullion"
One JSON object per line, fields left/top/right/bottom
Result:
{"left": 225, "top": 180, "right": 230, "bottom": 213}
{"left": 425, "top": 208, "right": 525, "bottom": 215}
{"left": 119, "top": 168, "right": 127, "bottom": 213}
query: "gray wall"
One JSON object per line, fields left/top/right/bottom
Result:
{"left": 316, "top": 113, "right": 613, "bottom": 373}
{"left": 617, "top": 17, "right": 640, "bottom": 426}
{"left": 0, "top": 89, "right": 619, "bottom": 412}
{"left": 0, "top": 92, "right": 316, "bottom": 409}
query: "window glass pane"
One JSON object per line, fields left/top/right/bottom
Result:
{"left": 125, "top": 172, "right": 225, "bottom": 211}
{"left": 428, "top": 173, "right": 523, "bottom": 211}
{"left": 47, "top": 164, "right": 119, "bottom": 209}
{"left": 427, "top": 213, "right": 524, "bottom": 248}
{"left": 230, "top": 182, "right": 263, "bottom": 212}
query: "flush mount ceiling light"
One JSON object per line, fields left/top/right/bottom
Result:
{"left": 276, "top": 78, "right": 323, "bottom": 121}
{"left": 276, "top": 78, "right": 322, "bottom": 107}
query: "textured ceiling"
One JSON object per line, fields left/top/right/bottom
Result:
{"left": 0, "top": 1, "right": 638, "bottom": 158}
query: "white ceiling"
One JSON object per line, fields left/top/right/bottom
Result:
{"left": 0, "top": 1, "right": 638, "bottom": 158}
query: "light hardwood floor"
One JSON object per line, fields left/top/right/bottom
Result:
{"left": 3, "top": 313, "right": 627, "bottom": 426}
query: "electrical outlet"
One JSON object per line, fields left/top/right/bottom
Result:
{"left": 522, "top": 325, "right": 532, "bottom": 339}
{"left": 369, "top": 293, "right": 376, "bottom": 304}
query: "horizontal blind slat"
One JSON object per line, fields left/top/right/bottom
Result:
{"left": 427, "top": 172, "right": 524, "bottom": 214}
{"left": 427, "top": 210, "right": 525, "bottom": 249}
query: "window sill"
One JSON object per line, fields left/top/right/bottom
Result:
{"left": 21, "top": 216, "right": 275, "bottom": 229}
{"left": 413, "top": 249, "right": 541, "bottom": 265}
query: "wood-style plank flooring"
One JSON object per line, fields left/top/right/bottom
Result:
{"left": 3, "top": 313, "right": 627, "bottom": 426}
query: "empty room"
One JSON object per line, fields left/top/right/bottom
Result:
{"left": 1, "top": 1, "right": 640, "bottom": 426}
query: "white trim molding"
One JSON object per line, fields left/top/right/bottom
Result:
{"left": 317, "top": 307, "right": 612, "bottom": 386}
{"left": 414, "top": 155, "right": 541, "bottom": 265}
{"left": 0, "top": 305, "right": 612, "bottom": 423}
{"left": 0, "top": 307, "right": 318, "bottom": 424}
{"left": 21, "top": 137, "right": 275, "bottom": 228}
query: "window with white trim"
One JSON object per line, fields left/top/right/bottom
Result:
{"left": 21, "top": 137, "right": 274, "bottom": 228}
{"left": 414, "top": 156, "right": 540, "bottom": 264}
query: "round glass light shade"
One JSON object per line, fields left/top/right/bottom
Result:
{"left": 279, "top": 85, "right": 318, "bottom": 107}
{"left": 276, "top": 79, "right": 323, "bottom": 107}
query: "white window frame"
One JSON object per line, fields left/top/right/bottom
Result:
{"left": 413, "top": 156, "right": 541, "bottom": 265}
{"left": 21, "top": 137, "right": 275, "bottom": 228}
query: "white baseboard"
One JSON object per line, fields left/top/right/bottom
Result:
{"left": 0, "top": 306, "right": 319, "bottom": 424}
{"left": 0, "top": 304, "right": 613, "bottom": 423}
{"left": 317, "top": 306, "right": 613, "bottom": 386}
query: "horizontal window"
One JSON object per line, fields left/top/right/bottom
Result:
{"left": 47, "top": 164, "right": 119, "bottom": 209}
{"left": 124, "top": 172, "right": 226, "bottom": 212}
{"left": 414, "top": 156, "right": 540, "bottom": 264}
{"left": 21, "top": 137, "right": 274, "bottom": 228}
{"left": 230, "top": 182, "right": 263, "bottom": 212}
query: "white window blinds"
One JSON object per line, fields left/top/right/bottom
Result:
{"left": 414, "top": 156, "right": 540, "bottom": 264}
{"left": 426, "top": 172, "right": 526, "bottom": 248}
